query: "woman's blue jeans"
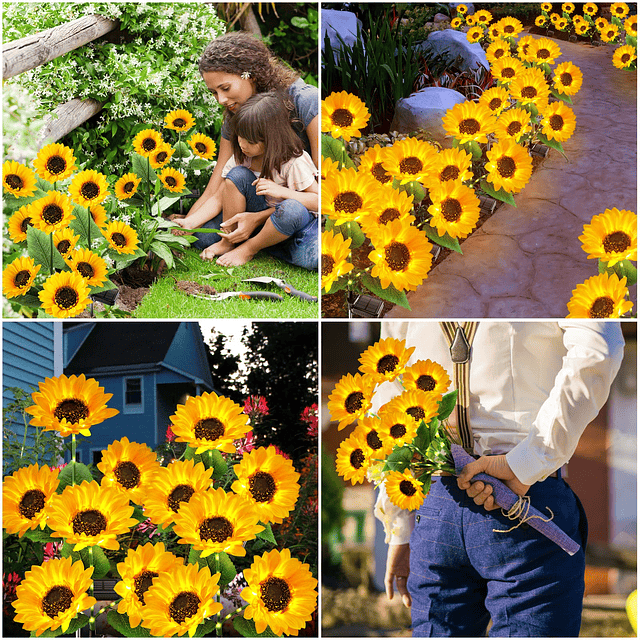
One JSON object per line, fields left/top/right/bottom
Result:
{"left": 193, "top": 165, "right": 317, "bottom": 271}
{"left": 408, "top": 476, "right": 588, "bottom": 637}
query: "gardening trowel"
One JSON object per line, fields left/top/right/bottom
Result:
{"left": 191, "top": 291, "right": 284, "bottom": 302}
{"left": 243, "top": 277, "right": 318, "bottom": 302}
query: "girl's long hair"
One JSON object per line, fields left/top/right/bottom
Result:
{"left": 231, "top": 92, "right": 304, "bottom": 180}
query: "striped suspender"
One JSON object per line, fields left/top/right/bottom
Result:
{"left": 440, "top": 322, "right": 479, "bottom": 454}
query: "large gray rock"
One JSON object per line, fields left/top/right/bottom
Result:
{"left": 321, "top": 9, "right": 361, "bottom": 53}
{"left": 449, "top": 2, "right": 475, "bottom": 14}
{"left": 433, "top": 13, "right": 451, "bottom": 24}
{"left": 418, "top": 29, "right": 489, "bottom": 72}
{"left": 390, "top": 87, "right": 467, "bottom": 146}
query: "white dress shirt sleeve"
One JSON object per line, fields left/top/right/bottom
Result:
{"left": 506, "top": 321, "right": 625, "bottom": 486}
{"left": 374, "top": 480, "right": 415, "bottom": 545}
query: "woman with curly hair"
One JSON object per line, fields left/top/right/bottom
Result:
{"left": 173, "top": 32, "right": 318, "bottom": 266}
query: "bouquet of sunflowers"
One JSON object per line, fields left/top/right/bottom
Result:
{"left": 3, "top": 374, "right": 317, "bottom": 637}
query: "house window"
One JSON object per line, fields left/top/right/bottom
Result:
{"left": 123, "top": 377, "right": 144, "bottom": 414}
{"left": 92, "top": 450, "right": 103, "bottom": 466}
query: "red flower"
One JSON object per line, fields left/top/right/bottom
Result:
{"left": 301, "top": 404, "right": 318, "bottom": 438}
{"left": 165, "top": 425, "right": 176, "bottom": 442}
{"left": 235, "top": 430, "right": 256, "bottom": 455}
{"left": 43, "top": 542, "right": 62, "bottom": 562}
{"left": 243, "top": 395, "right": 269, "bottom": 419}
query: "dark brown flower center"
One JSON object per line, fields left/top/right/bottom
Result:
{"left": 417, "top": 375, "right": 436, "bottom": 392}
{"left": 134, "top": 570, "right": 159, "bottom": 605}
{"left": 54, "top": 286, "right": 80, "bottom": 310}
{"left": 13, "top": 270, "right": 32, "bottom": 289}
{"left": 389, "top": 423, "right": 406, "bottom": 439}
{"left": 46, "top": 155, "right": 67, "bottom": 176}
{"left": 195, "top": 142, "right": 207, "bottom": 154}
{"left": 521, "top": 86, "right": 537, "bottom": 99}
{"left": 322, "top": 254, "right": 336, "bottom": 277}
{"left": 549, "top": 114, "right": 565, "bottom": 131}
{"left": 488, "top": 98, "right": 502, "bottom": 111}
{"left": 72, "top": 509, "right": 107, "bottom": 536}
{"left": 194, "top": 417, "right": 224, "bottom": 441}
{"left": 442, "top": 198, "right": 463, "bottom": 222}
{"left": 334, "top": 191, "right": 362, "bottom": 213}
{"left": 399, "top": 479, "right": 417, "bottom": 496}
{"left": 536, "top": 48, "right": 550, "bottom": 59}
{"left": 344, "top": 391, "right": 365, "bottom": 414}
{"left": 43, "top": 204, "right": 64, "bottom": 225}
{"left": 621, "top": 53, "right": 631, "bottom": 63}
{"left": 111, "top": 232, "right": 127, "bottom": 247}
{"left": 173, "top": 118, "right": 187, "bottom": 128}
{"left": 260, "top": 577, "right": 292, "bottom": 612}
{"left": 114, "top": 460, "right": 141, "bottom": 489}
{"left": 170, "top": 591, "right": 201, "bottom": 624}
{"left": 385, "top": 242, "right": 411, "bottom": 271}
{"left": 497, "top": 156, "right": 517, "bottom": 178}
{"left": 589, "top": 297, "right": 615, "bottom": 319}
{"left": 57, "top": 240, "right": 71, "bottom": 254}
{"left": 349, "top": 448, "right": 365, "bottom": 469}
{"left": 199, "top": 516, "right": 234, "bottom": 543}
{"left": 249, "top": 471, "right": 276, "bottom": 502}
{"left": 560, "top": 73, "right": 573, "bottom": 87}
{"left": 331, "top": 108, "right": 355, "bottom": 128}
{"left": 371, "top": 162, "right": 392, "bottom": 184}
{"left": 406, "top": 406, "right": 425, "bottom": 421}
{"left": 379, "top": 208, "right": 401, "bottom": 224}
{"left": 502, "top": 67, "right": 516, "bottom": 78}
{"left": 168, "top": 484, "right": 195, "bottom": 512}
{"left": 123, "top": 181, "right": 135, "bottom": 194}
{"left": 459, "top": 118, "right": 481, "bottom": 135}
{"left": 6, "top": 174, "right": 23, "bottom": 190}
{"left": 377, "top": 354, "right": 399, "bottom": 374}
{"left": 20, "top": 217, "right": 33, "bottom": 233}
{"left": 399, "top": 156, "right": 423, "bottom": 175}
{"left": 42, "top": 585, "right": 74, "bottom": 618}
{"left": 156, "top": 151, "right": 168, "bottom": 163}
{"left": 494, "top": 47, "right": 506, "bottom": 58}
{"left": 441, "top": 165, "right": 460, "bottom": 182}
{"left": 504, "top": 25, "right": 515, "bottom": 33}
{"left": 76, "top": 261, "right": 94, "bottom": 280}
{"left": 507, "top": 121, "right": 523, "bottom": 136}
{"left": 54, "top": 398, "right": 89, "bottom": 423}
{"left": 19, "top": 489, "right": 46, "bottom": 519}
{"left": 142, "top": 137, "right": 157, "bottom": 152}
{"left": 165, "top": 176, "right": 177, "bottom": 187}
{"left": 80, "top": 181, "right": 100, "bottom": 200}
{"left": 366, "top": 430, "right": 383, "bottom": 450}
{"left": 603, "top": 231, "right": 631, "bottom": 254}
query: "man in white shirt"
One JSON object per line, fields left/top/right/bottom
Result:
{"left": 375, "top": 321, "right": 624, "bottom": 637}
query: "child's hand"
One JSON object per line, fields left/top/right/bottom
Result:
{"left": 252, "top": 178, "right": 288, "bottom": 200}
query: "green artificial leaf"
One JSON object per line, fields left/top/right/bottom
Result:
{"left": 57, "top": 462, "right": 94, "bottom": 492}
{"left": 418, "top": 472, "right": 432, "bottom": 495}
{"left": 189, "top": 547, "right": 209, "bottom": 569}
{"left": 36, "top": 176, "right": 53, "bottom": 192}
{"left": 8, "top": 292, "right": 42, "bottom": 310}
{"left": 81, "top": 545, "right": 110, "bottom": 579}
{"left": 33, "top": 614, "right": 90, "bottom": 637}
{"left": 413, "top": 420, "right": 431, "bottom": 453}
{"left": 174, "top": 141, "right": 191, "bottom": 159}
{"left": 479, "top": 180, "right": 516, "bottom": 207}
{"left": 321, "top": 134, "right": 355, "bottom": 169}
{"left": 131, "top": 153, "right": 157, "bottom": 185}
{"left": 422, "top": 224, "right": 463, "bottom": 253}
{"left": 256, "top": 522, "right": 277, "bottom": 545}
{"left": 89, "top": 280, "right": 118, "bottom": 295}
{"left": 536, "top": 133, "right": 567, "bottom": 160}
{"left": 192, "top": 617, "right": 220, "bottom": 637}
{"left": 626, "top": 35, "right": 637, "bottom": 47}
{"left": 26, "top": 225, "right": 66, "bottom": 274}
{"left": 207, "top": 552, "right": 237, "bottom": 586}
{"left": 522, "top": 102, "right": 539, "bottom": 117}
{"left": 334, "top": 220, "right": 365, "bottom": 248}
{"left": 149, "top": 240, "right": 175, "bottom": 269}
{"left": 606, "top": 259, "right": 638, "bottom": 287}
{"left": 233, "top": 616, "right": 278, "bottom": 637}
{"left": 464, "top": 140, "right": 483, "bottom": 161}
{"left": 428, "top": 416, "right": 438, "bottom": 442}
{"left": 184, "top": 445, "right": 197, "bottom": 460}
{"left": 386, "top": 445, "right": 413, "bottom": 472}
{"left": 203, "top": 449, "right": 228, "bottom": 479}
{"left": 69, "top": 206, "right": 105, "bottom": 246}
{"left": 132, "top": 505, "right": 146, "bottom": 523}
{"left": 361, "top": 273, "right": 410, "bottom": 309}
{"left": 189, "top": 158, "right": 214, "bottom": 171}
{"left": 438, "top": 390, "right": 458, "bottom": 421}
{"left": 326, "top": 274, "right": 350, "bottom": 294}
{"left": 394, "top": 179, "right": 426, "bottom": 202}
{"left": 107, "top": 611, "right": 152, "bottom": 637}
{"left": 22, "top": 528, "right": 55, "bottom": 543}
{"left": 549, "top": 88, "right": 573, "bottom": 104}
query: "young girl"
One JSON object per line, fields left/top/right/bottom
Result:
{"left": 202, "top": 91, "right": 318, "bottom": 269}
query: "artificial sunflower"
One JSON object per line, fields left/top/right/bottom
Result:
{"left": 335, "top": 431, "right": 372, "bottom": 484}
{"left": 321, "top": 91, "right": 371, "bottom": 142}
{"left": 2, "top": 463, "right": 60, "bottom": 537}
{"left": 150, "top": 142, "right": 176, "bottom": 169}
{"left": 486, "top": 39, "right": 511, "bottom": 65}
{"left": 550, "top": 12, "right": 561, "bottom": 25}
{"left": 66, "top": 248, "right": 109, "bottom": 288}
{"left": 159, "top": 167, "right": 187, "bottom": 193}
{"left": 465, "top": 14, "right": 476, "bottom": 26}
{"left": 3, "top": 160, "right": 37, "bottom": 198}
{"left": 358, "top": 144, "right": 394, "bottom": 187}
{"left": 114, "top": 173, "right": 142, "bottom": 200}
{"left": 12, "top": 557, "right": 95, "bottom": 637}
{"left": 321, "top": 229, "right": 353, "bottom": 292}
{"left": 2, "top": 256, "right": 40, "bottom": 299}
{"left": 612, "top": 45, "right": 637, "bottom": 70}
{"left": 451, "top": 17, "right": 463, "bottom": 29}
{"left": 328, "top": 372, "right": 376, "bottom": 431}
{"left": 599, "top": 23, "right": 620, "bottom": 42}
{"left": 428, "top": 180, "right": 481, "bottom": 239}
{"left": 456, "top": 3, "right": 468, "bottom": 14}
{"left": 562, "top": 2, "right": 575, "bottom": 13}
{"left": 528, "top": 37, "right": 563, "bottom": 66}
{"left": 47, "top": 480, "right": 137, "bottom": 551}
{"left": 142, "top": 459, "right": 214, "bottom": 528}
{"left": 574, "top": 21, "right": 591, "bottom": 35}
{"left": 32, "top": 142, "right": 77, "bottom": 183}
{"left": 382, "top": 136, "right": 439, "bottom": 185}
{"left": 25, "top": 373, "right": 118, "bottom": 436}
{"left": 553, "top": 61, "right": 584, "bottom": 96}
{"left": 488, "top": 24, "right": 504, "bottom": 40}
{"left": 509, "top": 67, "right": 550, "bottom": 110}
{"left": 517, "top": 34, "right": 536, "bottom": 61}
{"left": 611, "top": 2, "right": 630, "bottom": 18}
{"left": 583, "top": 2, "right": 599, "bottom": 16}
{"left": 535, "top": 15, "right": 548, "bottom": 27}
{"left": 624, "top": 15, "right": 637, "bottom": 36}
{"left": 496, "top": 16, "right": 523, "bottom": 38}
{"left": 132, "top": 128, "right": 164, "bottom": 157}
{"left": 573, "top": 15, "right": 587, "bottom": 26}
{"left": 68, "top": 169, "right": 109, "bottom": 207}
{"left": 30, "top": 191, "right": 75, "bottom": 234}
{"left": 442, "top": 100, "right": 495, "bottom": 145}
{"left": 376, "top": 406, "right": 420, "bottom": 449}
{"left": 540, "top": 101, "right": 576, "bottom": 142}
{"left": 423, "top": 147, "right": 473, "bottom": 193}
{"left": 8, "top": 204, "right": 34, "bottom": 243}
{"left": 321, "top": 156, "right": 341, "bottom": 182}
{"left": 173, "top": 487, "right": 264, "bottom": 557}
{"left": 358, "top": 337, "right": 416, "bottom": 384}
{"left": 164, "top": 109, "right": 195, "bottom": 132}
{"left": 98, "top": 437, "right": 161, "bottom": 504}
{"left": 359, "top": 186, "right": 416, "bottom": 239}
{"left": 494, "top": 107, "right": 532, "bottom": 143}
{"left": 140, "top": 562, "right": 223, "bottom": 638}
{"left": 484, "top": 139, "right": 533, "bottom": 194}
{"left": 353, "top": 415, "right": 394, "bottom": 458}
{"left": 322, "top": 167, "right": 380, "bottom": 224}
{"left": 595, "top": 17, "right": 609, "bottom": 31}
{"left": 52, "top": 227, "right": 80, "bottom": 258}
{"left": 579, "top": 208, "right": 637, "bottom": 266}
{"left": 188, "top": 133, "right": 217, "bottom": 159}
{"left": 475, "top": 9, "right": 492, "bottom": 24}
{"left": 403, "top": 359, "right": 452, "bottom": 396}
{"left": 385, "top": 469, "right": 425, "bottom": 511}
{"left": 242, "top": 548, "right": 318, "bottom": 636}
{"left": 541, "top": 2, "right": 553, "bottom": 12}
{"left": 170, "top": 391, "right": 250, "bottom": 454}
{"left": 478, "top": 86, "right": 512, "bottom": 115}
{"left": 567, "top": 273, "right": 634, "bottom": 318}
{"left": 103, "top": 220, "right": 140, "bottom": 254}
{"left": 38, "top": 271, "right": 90, "bottom": 318}
{"left": 368, "top": 220, "right": 433, "bottom": 291}
{"left": 231, "top": 446, "right": 301, "bottom": 524}
{"left": 556, "top": 17, "right": 570, "bottom": 30}
{"left": 382, "top": 388, "right": 441, "bottom": 425}
{"left": 89, "top": 203, "right": 109, "bottom": 229}
{"left": 115, "top": 542, "right": 185, "bottom": 628}
{"left": 491, "top": 56, "right": 525, "bottom": 86}
{"left": 466, "top": 26, "right": 485, "bottom": 43}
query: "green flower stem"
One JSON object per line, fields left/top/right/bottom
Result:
{"left": 215, "top": 552, "right": 222, "bottom": 637}
{"left": 71, "top": 434, "right": 77, "bottom": 485}
{"left": 88, "top": 546, "right": 96, "bottom": 635}
{"left": 87, "top": 206, "right": 92, "bottom": 248}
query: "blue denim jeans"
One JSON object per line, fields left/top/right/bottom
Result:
{"left": 193, "top": 165, "right": 318, "bottom": 271}
{"left": 409, "top": 476, "right": 587, "bottom": 637}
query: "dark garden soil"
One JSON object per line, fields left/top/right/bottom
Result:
{"left": 174, "top": 280, "right": 218, "bottom": 296}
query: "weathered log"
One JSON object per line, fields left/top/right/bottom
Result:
{"left": 3, "top": 14, "right": 119, "bottom": 80}
{"left": 37, "top": 97, "right": 104, "bottom": 148}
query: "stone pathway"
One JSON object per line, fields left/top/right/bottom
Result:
{"left": 389, "top": 35, "right": 637, "bottom": 318}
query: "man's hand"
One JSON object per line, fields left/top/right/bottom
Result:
{"left": 385, "top": 543, "right": 411, "bottom": 608}
{"left": 457, "top": 455, "right": 530, "bottom": 511}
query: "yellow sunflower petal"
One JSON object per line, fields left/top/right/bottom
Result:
{"left": 102, "top": 220, "right": 140, "bottom": 255}
{"left": 613, "top": 45, "right": 637, "bottom": 70}
{"left": 402, "top": 359, "right": 451, "bottom": 396}
{"left": 132, "top": 129, "right": 164, "bottom": 157}
{"left": 579, "top": 208, "right": 637, "bottom": 267}
{"left": 494, "top": 107, "right": 532, "bottom": 143}
{"left": 540, "top": 101, "right": 576, "bottom": 142}
{"left": 358, "top": 337, "right": 416, "bottom": 383}
{"left": 336, "top": 430, "right": 372, "bottom": 484}
{"left": 164, "top": 109, "right": 196, "bottom": 132}
{"left": 38, "top": 271, "right": 91, "bottom": 318}
{"left": 68, "top": 169, "right": 109, "bottom": 207}
{"left": 358, "top": 144, "right": 395, "bottom": 187}
{"left": 321, "top": 167, "right": 383, "bottom": 224}
{"left": 484, "top": 139, "right": 533, "bottom": 195}
{"left": 327, "top": 372, "right": 376, "bottom": 431}
{"left": 321, "top": 91, "right": 370, "bottom": 142}
{"left": 30, "top": 191, "right": 75, "bottom": 234}
{"left": 159, "top": 167, "right": 186, "bottom": 193}
{"left": 567, "top": 272, "right": 634, "bottom": 318}
{"left": 321, "top": 229, "right": 353, "bottom": 292}
{"left": 66, "top": 248, "right": 109, "bottom": 288}
{"left": 149, "top": 142, "right": 176, "bottom": 169}
{"left": 3, "top": 256, "right": 41, "bottom": 299}
{"left": 32, "top": 143, "right": 77, "bottom": 183}
{"left": 385, "top": 469, "right": 425, "bottom": 511}
{"left": 114, "top": 173, "right": 142, "bottom": 200}
{"left": 3, "top": 160, "right": 37, "bottom": 198}
{"left": 382, "top": 137, "right": 439, "bottom": 185}
{"left": 8, "top": 204, "right": 35, "bottom": 243}
{"left": 442, "top": 101, "right": 495, "bottom": 145}
{"left": 52, "top": 226, "right": 81, "bottom": 258}
{"left": 188, "top": 133, "right": 217, "bottom": 160}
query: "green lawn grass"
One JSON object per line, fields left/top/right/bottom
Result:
{"left": 134, "top": 248, "right": 319, "bottom": 319}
